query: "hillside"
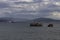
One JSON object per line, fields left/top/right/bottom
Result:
{"left": 29, "top": 18, "right": 60, "bottom": 23}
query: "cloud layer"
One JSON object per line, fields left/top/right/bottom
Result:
{"left": 0, "top": 0, "right": 60, "bottom": 20}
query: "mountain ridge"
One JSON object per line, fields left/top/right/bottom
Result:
{"left": 29, "top": 18, "right": 60, "bottom": 23}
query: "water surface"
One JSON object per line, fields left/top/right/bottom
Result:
{"left": 0, "top": 22, "right": 60, "bottom": 40}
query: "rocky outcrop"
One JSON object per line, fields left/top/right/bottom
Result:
{"left": 30, "top": 22, "right": 43, "bottom": 27}
{"left": 48, "top": 24, "right": 53, "bottom": 27}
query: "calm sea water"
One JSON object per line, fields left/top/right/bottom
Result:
{"left": 0, "top": 22, "right": 60, "bottom": 40}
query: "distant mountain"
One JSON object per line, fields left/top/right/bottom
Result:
{"left": 0, "top": 17, "right": 11, "bottom": 22}
{"left": 0, "top": 17, "right": 60, "bottom": 23}
{"left": 0, "top": 17, "right": 29, "bottom": 22}
{"left": 29, "top": 18, "right": 60, "bottom": 23}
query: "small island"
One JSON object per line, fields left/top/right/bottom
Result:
{"left": 30, "top": 22, "right": 43, "bottom": 27}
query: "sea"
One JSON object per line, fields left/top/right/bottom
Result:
{"left": 0, "top": 22, "right": 60, "bottom": 40}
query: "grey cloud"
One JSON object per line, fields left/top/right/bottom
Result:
{"left": 35, "top": 4, "right": 60, "bottom": 18}
{"left": 39, "top": 4, "right": 60, "bottom": 12}
{"left": 33, "top": 0, "right": 42, "bottom": 2}
{"left": 0, "top": 2, "right": 10, "bottom": 8}
{"left": 14, "top": 2, "right": 41, "bottom": 5}
{"left": 55, "top": 0, "right": 60, "bottom": 1}
{"left": 0, "top": 0, "right": 60, "bottom": 20}
{"left": 14, "top": 0, "right": 42, "bottom": 4}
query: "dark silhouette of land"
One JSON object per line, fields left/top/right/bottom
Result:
{"left": 0, "top": 17, "right": 60, "bottom": 23}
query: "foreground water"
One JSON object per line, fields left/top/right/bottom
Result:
{"left": 0, "top": 22, "right": 60, "bottom": 40}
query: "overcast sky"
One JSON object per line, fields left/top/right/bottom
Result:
{"left": 0, "top": 0, "right": 60, "bottom": 20}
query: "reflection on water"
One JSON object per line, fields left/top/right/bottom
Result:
{"left": 0, "top": 22, "right": 60, "bottom": 40}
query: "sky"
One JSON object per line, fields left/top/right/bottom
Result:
{"left": 0, "top": 0, "right": 60, "bottom": 20}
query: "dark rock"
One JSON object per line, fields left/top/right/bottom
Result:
{"left": 48, "top": 24, "right": 53, "bottom": 27}
{"left": 30, "top": 22, "right": 43, "bottom": 27}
